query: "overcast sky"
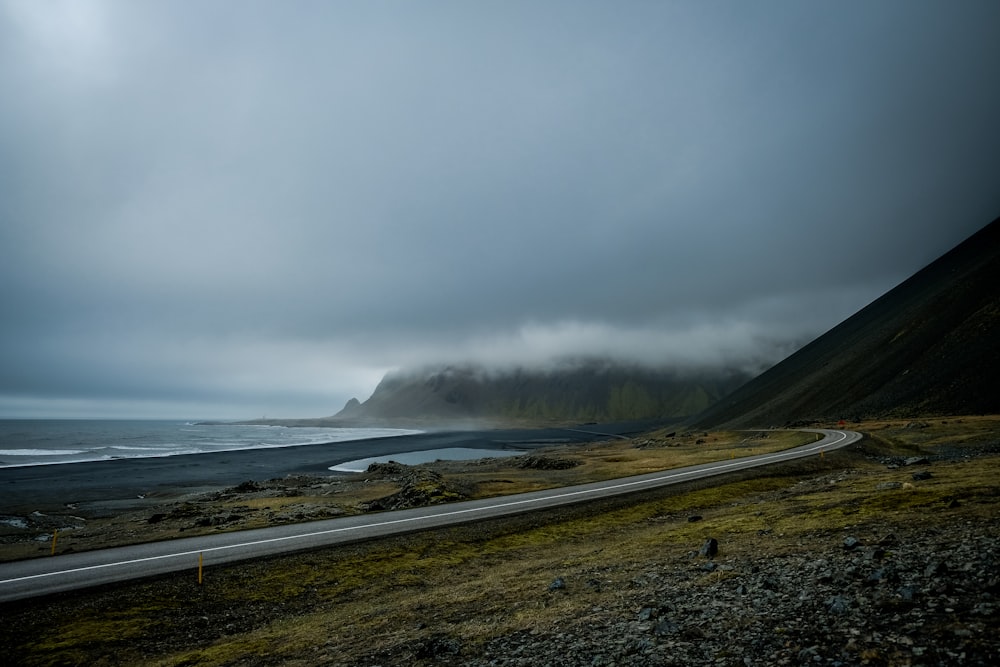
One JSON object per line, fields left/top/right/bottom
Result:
{"left": 1, "top": 1, "right": 998, "bottom": 420}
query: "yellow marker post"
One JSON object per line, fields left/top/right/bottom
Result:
{"left": 51, "top": 529, "right": 58, "bottom": 556}
{"left": 820, "top": 449, "right": 825, "bottom": 459}
{"left": 198, "top": 553, "right": 203, "bottom": 585}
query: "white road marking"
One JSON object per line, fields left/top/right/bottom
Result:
{"left": 0, "top": 430, "right": 857, "bottom": 588}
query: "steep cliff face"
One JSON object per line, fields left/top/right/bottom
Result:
{"left": 336, "top": 361, "right": 751, "bottom": 424}
{"left": 693, "top": 216, "right": 1000, "bottom": 428}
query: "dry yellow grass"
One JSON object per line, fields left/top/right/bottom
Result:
{"left": 5, "top": 418, "right": 997, "bottom": 666}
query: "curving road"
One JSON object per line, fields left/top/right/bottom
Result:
{"left": 0, "top": 429, "right": 860, "bottom": 602}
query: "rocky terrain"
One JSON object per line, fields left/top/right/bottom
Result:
{"left": 458, "top": 517, "right": 997, "bottom": 667}
{"left": 1, "top": 418, "right": 997, "bottom": 666}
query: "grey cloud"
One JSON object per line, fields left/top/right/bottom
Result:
{"left": 1, "top": 1, "right": 998, "bottom": 418}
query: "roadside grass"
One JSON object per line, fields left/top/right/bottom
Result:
{"left": 4, "top": 417, "right": 998, "bottom": 666}
{"left": 0, "top": 430, "right": 814, "bottom": 561}
{"left": 449, "top": 429, "right": 816, "bottom": 498}
{"left": 138, "top": 445, "right": 997, "bottom": 667}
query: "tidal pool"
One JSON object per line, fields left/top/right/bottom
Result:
{"left": 329, "top": 447, "right": 525, "bottom": 473}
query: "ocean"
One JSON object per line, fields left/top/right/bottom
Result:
{"left": 0, "top": 420, "right": 423, "bottom": 469}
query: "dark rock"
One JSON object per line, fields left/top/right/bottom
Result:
{"left": 877, "top": 481, "right": 903, "bottom": 490}
{"left": 147, "top": 513, "right": 167, "bottom": 524}
{"left": 413, "top": 635, "right": 461, "bottom": 659}
{"left": 827, "top": 595, "right": 850, "bottom": 614}
{"left": 912, "top": 471, "right": 933, "bottom": 481}
{"left": 654, "top": 619, "right": 680, "bottom": 636}
{"left": 365, "top": 461, "right": 410, "bottom": 476}
{"left": 687, "top": 515, "right": 703, "bottom": 523}
{"left": 898, "top": 585, "right": 919, "bottom": 601}
{"left": 866, "top": 547, "right": 887, "bottom": 561}
{"left": 233, "top": 480, "right": 261, "bottom": 493}
{"left": 637, "top": 606, "right": 655, "bottom": 621}
{"left": 701, "top": 562, "right": 718, "bottom": 572}
{"left": 865, "top": 568, "right": 892, "bottom": 585}
{"left": 843, "top": 536, "right": 862, "bottom": 550}
{"left": 548, "top": 576, "right": 566, "bottom": 592}
{"left": 517, "top": 456, "right": 579, "bottom": 471}
{"left": 924, "top": 560, "right": 948, "bottom": 578}
{"left": 699, "top": 537, "right": 719, "bottom": 559}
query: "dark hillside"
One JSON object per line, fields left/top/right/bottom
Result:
{"left": 693, "top": 216, "right": 1000, "bottom": 428}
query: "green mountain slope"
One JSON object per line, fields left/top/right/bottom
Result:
{"left": 335, "top": 361, "right": 751, "bottom": 424}
{"left": 693, "top": 215, "right": 1000, "bottom": 428}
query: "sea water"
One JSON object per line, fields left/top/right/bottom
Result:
{"left": 0, "top": 420, "right": 423, "bottom": 468}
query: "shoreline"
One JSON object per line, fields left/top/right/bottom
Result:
{"left": 0, "top": 422, "right": 659, "bottom": 514}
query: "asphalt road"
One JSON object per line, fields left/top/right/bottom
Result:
{"left": 0, "top": 429, "right": 861, "bottom": 602}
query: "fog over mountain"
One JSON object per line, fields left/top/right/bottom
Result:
{"left": 1, "top": 1, "right": 998, "bottom": 419}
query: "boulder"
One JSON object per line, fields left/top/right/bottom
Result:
{"left": 699, "top": 537, "right": 719, "bottom": 559}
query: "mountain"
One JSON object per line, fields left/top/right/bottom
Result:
{"left": 692, "top": 216, "right": 1000, "bottom": 428}
{"left": 333, "top": 360, "right": 752, "bottom": 426}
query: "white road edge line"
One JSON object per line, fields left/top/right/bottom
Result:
{"left": 0, "top": 430, "right": 854, "bottom": 586}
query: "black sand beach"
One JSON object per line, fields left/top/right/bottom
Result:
{"left": 0, "top": 423, "right": 658, "bottom": 514}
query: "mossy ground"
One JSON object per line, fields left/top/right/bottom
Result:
{"left": 0, "top": 429, "right": 812, "bottom": 562}
{"left": 1, "top": 416, "right": 997, "bottom": 666}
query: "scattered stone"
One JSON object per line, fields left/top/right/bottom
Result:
{"left": 699, "top": 537, "right": 719, "bottom": 559}
{"left": 413, "top": 635, "right": 461, "bottom": 659}
{"left": 687, "top": 515, "right": 703, "bottom": 523}
{"left": 232, "top": 480, "right": 262, "bottom": 493}
{"left": 904, "top": 456, "right": 931, "bottom": 466}
{"left": 548, "top": 576, "right": 566, "bottom": 592}
{"left": 924, "top": 560, "right": 948, "bottom": 578}
{"left": 911, "top": 470, "right": 933, "bottom": 481}
{"left": 865, "top": 568, "right": 892, "bottom": 585}
{"left": 654, "top": 619, "right": 680, "bottom": 636}
{"left": 876, "top": 481, "right": 903, "bottom": 490}
{"left": 843, "top": 536, "right": 862, "bottom": 551}
{"left": 905, "top": 422, "right": 931, "bottom": 429}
